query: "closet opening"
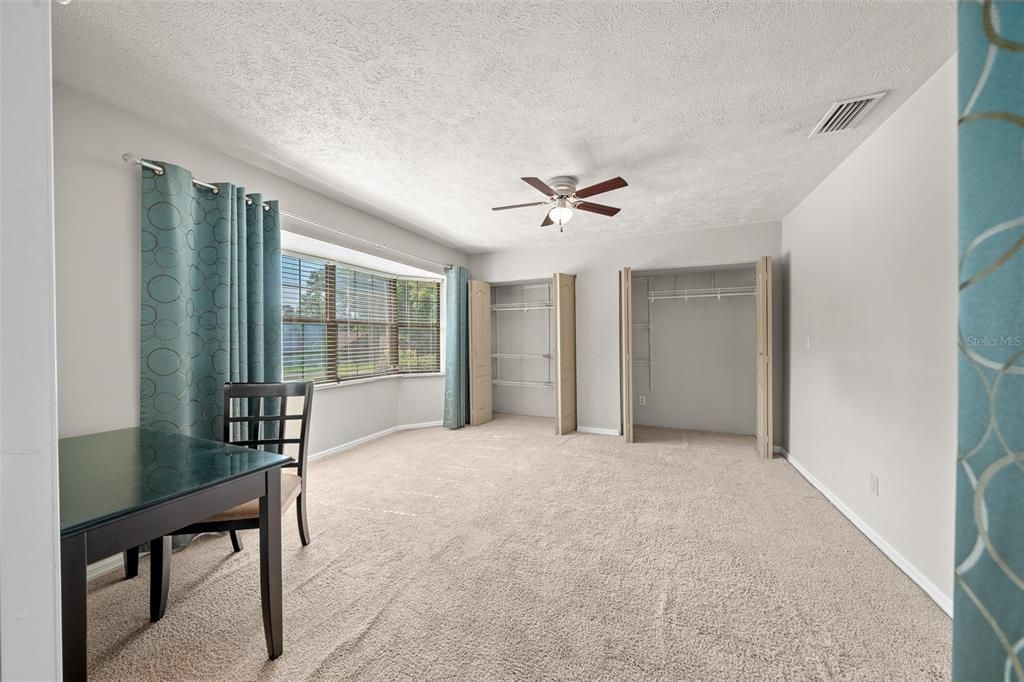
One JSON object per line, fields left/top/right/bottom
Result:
{"left": 619, "top": 259, "right": 773, "bottom": 455}
{"left": 492, "top": 280, "right": 556, "bottom": 417}
{"left": 467, "top": 274, "right": 577, "bottom": 434}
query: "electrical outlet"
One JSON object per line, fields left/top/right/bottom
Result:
{"left": 639, "top": 396, "right": 647, "bottom": 406}
{"left": 869, "top": 473, "right": 879, "bottom": 496}
{"left": 804, "top": 336, "right": 812, "bottom": 350}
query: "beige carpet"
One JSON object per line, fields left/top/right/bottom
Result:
{"left": 85, "top": 415, "right": 950, "bottom": 680}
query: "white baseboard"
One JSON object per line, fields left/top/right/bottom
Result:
{"left": 308, "top": 420, "right": 442, "bottom": 463}
{"left": 88, "top": 555, "right": 124, "bottom": 581}
{"left": 397, "top": 420, "right": 442, "bottom": 431}
{"left": 782, "top": 450, "right": 953, "bottom": 617}
{"left": 577, "top": 425, "right": 620, "bottom": 436}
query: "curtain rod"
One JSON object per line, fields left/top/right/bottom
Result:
{"left": 121, "top": 154, "right": 452, "bottom": 270}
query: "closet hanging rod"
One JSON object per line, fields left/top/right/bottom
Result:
{"left": 491, "top": 353, "right": 552, "bottom": 359}
{"left": 649, "top": 286, "right": 755, "bottom": 296}
{"left": 650, "top": 292, "right": 754, "bottom": 301}
{"left": 649, "top": 286, "right": 755, "bottom": 302}
{"left": 121, "top": 154, "right": 451, "bottom": 270}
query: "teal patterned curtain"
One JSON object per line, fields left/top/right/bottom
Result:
{"left": 140, "top": 161, "right": 282, "bottom": 440}
{"left": 955, "top": 2, "right": 1024, "bottom": 679}
{"left": 443, "top": 265, "right": 470, "bottom": 429}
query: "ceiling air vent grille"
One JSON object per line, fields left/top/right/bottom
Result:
{"left": 809, "top": 92, "right": 887, "bottom": 137}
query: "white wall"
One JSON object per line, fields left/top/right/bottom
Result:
{"left": 310, "top": 374, "right": 444, "bottom": 456}
{"left": 470, "top": 222, "right": 782, "bottom": 432}
{"left": 781, "top": 57, "right": 957, "bottom": 609}
{"left": 397, "top": 374, "right": 447, "bottom": 426}
{"left": 632, "top": 268, "right": 757, "bottom": 435}
{"left": 53, "top": 84, "right": 465, "bottom": 445}
{"left": 0, "top": 2, "right": 62, "bottom": 678}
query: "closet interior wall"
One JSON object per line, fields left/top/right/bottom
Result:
{"left": 491, "top": 281, "right": 555, "bottom": 418}
{"left": 632, "top": 266, "right": 757, "bottom": 435}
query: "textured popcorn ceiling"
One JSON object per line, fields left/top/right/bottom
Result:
{"left": 52, "top": 1, "right": 955, "bottom": 253}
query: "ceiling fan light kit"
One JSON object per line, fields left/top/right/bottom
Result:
{"left": 549, "top": 197, "right": 573, "bottom": 228}
{"left": 492, "top": 174, "right": 628, "bottom": 232}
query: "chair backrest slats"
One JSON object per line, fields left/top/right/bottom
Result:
{"left": 222, "top": 382, "right": 314, "bottom": 477}
{"left": 226, "top": 415, "right": 305, "bottom": 423}
{"left": 230, "top": 438, "right": 304, "bottom": 447}
{"left": 252, "top": 392, "right": 262, "bottom": 445}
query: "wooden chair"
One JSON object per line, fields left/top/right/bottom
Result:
{"left": 124, "top": 381, "right": 314, "bottom": 582}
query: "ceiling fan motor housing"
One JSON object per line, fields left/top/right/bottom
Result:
{"left": 547, "top": 176, "right": 578, "bottom": 197}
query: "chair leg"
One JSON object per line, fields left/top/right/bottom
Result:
{"left": 229, "top": 530, "right": 244, "bottom": 552}
{"left": 124, "top": 546, "right": 140, "bottom": 580}
{"left": 297, "top": 493, "right": 311, "bottom": 546}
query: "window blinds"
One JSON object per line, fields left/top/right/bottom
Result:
{"left": 282, "top": 253, "right": 441, "bottom": 384}
{"left": 396, "top": 279, "right": 441, "bottom": 373}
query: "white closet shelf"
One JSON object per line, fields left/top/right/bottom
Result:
{"left": 490, "top": 303, "right": 554, "bottom": 311}
{"left": 492, "top": 380, "right": 554, "bottom": 388}
{"left": 649, "top": 286, "right": 755, "bottom": 302}
{"left": 492, "top": 353, "right": 551, "bottom": 359}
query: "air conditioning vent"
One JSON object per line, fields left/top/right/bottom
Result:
{"left": 809, "top": 92, "right": 887, "bottom": 137}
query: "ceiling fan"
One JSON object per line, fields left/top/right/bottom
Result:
{"left": 492, "top": 175, "right": 628, "bottom": 231}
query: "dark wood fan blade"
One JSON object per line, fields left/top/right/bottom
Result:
{"left": 574, "top": 176, "right": 628, "bottom": 198}
{"left": 575, "top": 201, "right": 620, "bottom": 217}
{"left": 522, "top": 177, "right": 557, "bottom": 196}
{"left": 541, "top": 212, "right": 554, "bottom": 227}
{"left": 492, "top": 202, "right": 548, "bottom": 211}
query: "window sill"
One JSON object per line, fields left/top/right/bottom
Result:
{"left": 313, "top": 372, "right": 445, "bottom": 391}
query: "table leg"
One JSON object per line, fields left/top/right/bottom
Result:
{"left": 149, "top": 536, "right": 171, "bottom": 622}
{"left": 124, "top": 546, "right": 139, "bottom": 580}
{"left": 61, "top": 534, "right": 88, "bottom": 681}
{"left": 259, "top": 467, "right": 283, "bottom": 659}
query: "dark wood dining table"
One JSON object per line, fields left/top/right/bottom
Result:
{"left": 58, "top": 427, "right": 292, "bottom": 680}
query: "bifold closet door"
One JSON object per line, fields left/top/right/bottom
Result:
{"left": 755, "top": 256, "right": 773, "bottom": 458}
{"left": 619, "top": 268, "right": 634, "bottom": 443}
{"left": 469, "top": 280, "right": 493, "bottom": 426}
{"left": 553, "top": 273, "right": 577, "bottom": 435}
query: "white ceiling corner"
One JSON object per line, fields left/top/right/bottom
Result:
{"left": 52, "top": 1, "right": 956, "bottom": 254}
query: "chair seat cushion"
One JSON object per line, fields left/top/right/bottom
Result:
{"left": 203, "top": 472, "right": 302, "bottom": 522}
